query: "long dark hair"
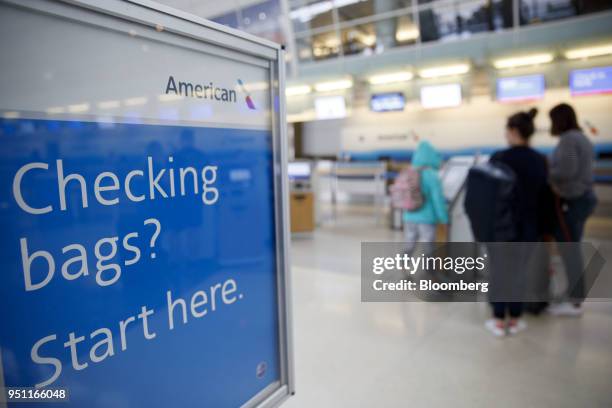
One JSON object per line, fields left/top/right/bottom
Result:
{"left": 549, "top": 103, "right": 580, "bottom": 136}
{"left": 507, "top": 108, "right": 538, "bottom": 140}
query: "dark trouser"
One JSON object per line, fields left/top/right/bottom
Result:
{"left": 554, "top": 189, "right": 597, "bottom": 304}
{"left": 487, "top": 243, "right": 532, "bottom": 320}
{"left": 491, "top": 302, "right": 523, "bottom": 319}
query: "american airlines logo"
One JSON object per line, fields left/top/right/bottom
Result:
{"left": 237, "top": 79, "right": 256, "bottom": 110}
{"left": 164, "top": 75, "right": 256, "bottom": 110}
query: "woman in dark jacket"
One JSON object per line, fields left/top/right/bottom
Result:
{"left": 547, "top": 103, "right": 597, "bottom": 317}
{"left": 485, "top": 108, "right": 549, "bottom": 337}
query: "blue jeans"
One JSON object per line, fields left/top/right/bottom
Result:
{"left": 555, "top": 189, "right": 597, "bottom": 303}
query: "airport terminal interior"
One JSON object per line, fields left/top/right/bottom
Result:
{"left": 163, "top": 0, "right": 612, "bottom": 405}
{"left": 1, "top": 0, "right": 612, "bottom": 407}
{"left": 159, "top": 0, "right": 612, "bottom": 406}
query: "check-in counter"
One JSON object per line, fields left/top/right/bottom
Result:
{"left": 316, "top": 161, "right": 387, "bottom": 223}
{"left": 387, "top": 161, "right": 408, "bottom": 230}
{"left": 388, "top": 155, "right": 485, "bottom": 238}
{"left": 440, "top": 155, "right": 489, "bottom": 242}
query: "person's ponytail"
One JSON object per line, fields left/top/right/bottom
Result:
{"left": 507, "top": 108, "right": 537, "bottom": 140}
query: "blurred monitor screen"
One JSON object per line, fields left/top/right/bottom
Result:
{"left": 570, "top": 66, "right": 612, "bottom": 96}
{"left": 287, "top": 162, "right": 311, "bottom": 179}
{"left": 370, "top": 92, "right": 405, "bottom": 112}
{"left": 420, "top": 84, "right": 462, "bottom": 109}
{"left": 497, "top": 74, "right": 545, "bottom": 102}
{"left": 314, "top": 95, "right": 347, "bottom": 119}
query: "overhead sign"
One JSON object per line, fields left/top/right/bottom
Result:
{"left": 0, "top": 1, "right": 293, "bottom": 407}
{"left": 420, "top": 84, "right": 462, "bottom": 109}
{"left": 370, "top": 93, "right": 405, "bottom": 112}
{"left": 314, "top": 95, "right": 347, "bottom": 120}
{"left": 497, "top": 74, "right": 545, "bottom": 102}
{"left": 570, "top": 66, "right": 612, "bottom": 96}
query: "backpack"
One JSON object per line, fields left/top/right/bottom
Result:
{"left": 390, "top": 167, "right": 424, "bottom": 210}
{"left": 464, "top": 161, "right": 518, "bottom": 242}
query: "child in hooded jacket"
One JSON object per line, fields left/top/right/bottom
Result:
{"left": 403, "top": 141, "right": 449, "bottom": 256}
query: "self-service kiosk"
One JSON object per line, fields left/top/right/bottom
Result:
{"left": 288, "top": 161, "right": 315, "bottom": 233}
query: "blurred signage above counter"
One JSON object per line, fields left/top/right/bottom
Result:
{"left": 570, "top": 66, "right": 612, "bottom": 96}
{"left": 497, "top": 74, "right": 545, "bottom": 102}
{"left": 370, "top": 92, "right": 405, "bottom": 112}
{"left": 315, "top": 95, "right": 347, "bottom": 119}
{"left": 420, "top": 84, "right": 462, "bottom": 109}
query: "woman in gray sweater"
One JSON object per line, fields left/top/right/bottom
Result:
{"left": 547, "top": 103, "right": 597, "bottom": 316}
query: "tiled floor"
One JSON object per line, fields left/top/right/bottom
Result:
{"left": 283, "top": 213, "right": 612, "bottom": 408}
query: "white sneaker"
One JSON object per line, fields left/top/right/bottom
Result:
{"left": 485, "top": 319, "right": 506, "bottom": 337}
{"left": 508, "top": 319, "right": 527, "bottom": 335}
{"left": 547, "top": 302, "right": 583, "bottom": 317}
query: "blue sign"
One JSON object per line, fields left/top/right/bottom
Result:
{"left": 0, "top": 118, "right": 280, "bottom": 407}
{"left": 496, "top": 74, "right": 545, "bottom": 102}
{"left": 570, "top": 66, "right": 612, "bottom": 96}
{"left": 370, "top": 93, "right": 405, "bottom": 112}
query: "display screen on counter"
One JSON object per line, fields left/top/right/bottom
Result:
{"left": 288, "top": 162, "right": 312, "bottom": 179}
{"left": 370, "top": 92, "right": 405, "bottom": 112}
{"left": 420, "top": 84, "right": 462, "bottom": 109}
{"left": 570, "top": 66, "right": 612, "bottom": 96}
{"left": 497, "top": 74, "right": 545, "bottom": 102}
{"left": 315, "top": 95, "right": 347, "bottom": 119}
